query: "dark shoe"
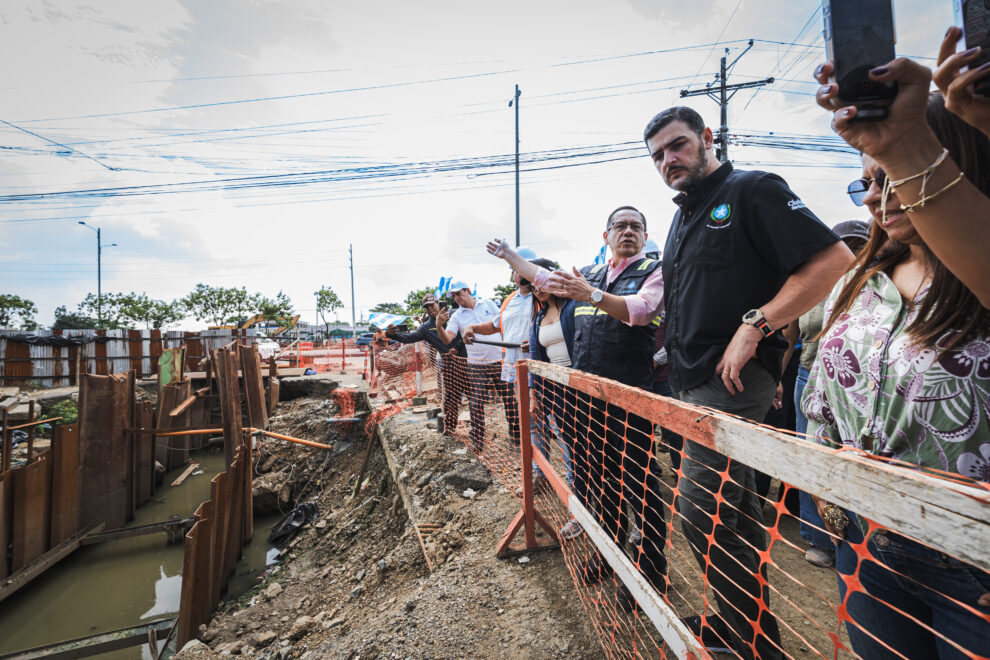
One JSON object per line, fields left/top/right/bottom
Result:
{"left": 581, "top": 555, "right": 613, "bottom": 585}
{"left": 681, "top": 615, "right": 736, "bottom": 655}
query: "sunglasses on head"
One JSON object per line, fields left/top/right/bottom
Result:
{"left": 847, "top": 168, "right": 887, "bottom": 207}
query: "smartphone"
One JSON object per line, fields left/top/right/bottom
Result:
{"left": 954, "top": 0, "right": 990, "bottom": 96}
{"left": 823, "top": 0, "right": 898, "bottom": 121}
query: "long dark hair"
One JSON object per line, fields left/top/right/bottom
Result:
{"left": 529, "top": 258, "right": 564, "bottom": 320}
{"left": 821, "top": 93, "right": 990, "bottom": 351}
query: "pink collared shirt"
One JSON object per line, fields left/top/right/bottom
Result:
{"left": 531, "top": 249, "right": 664, "bottom": 326}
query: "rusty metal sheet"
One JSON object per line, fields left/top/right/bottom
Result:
{"left": 239, "top": 345, "right": 267, "bottom": 430}
{"left": 134, "top": 403, "right": 155, "bottom": 506}
{"left": 12, "top": 450, "right": 53, "bottom": 572}
{"left": 77, "top": 371, "right": 135, "bottom": 530}
{"left": 0, "top": 473, "right": 10, "bottom": 579}
{"left": 50, "top": 424, "right": 80, "bottom": 545}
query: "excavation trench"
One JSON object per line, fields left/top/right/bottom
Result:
{"left": 0, "top": 450, "right": 282, "bottom": 660}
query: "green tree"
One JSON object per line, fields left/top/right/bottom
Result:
{"left": 403, "top": 286, "right": 436, "bottom": 319}
{"left": 123, "top": 293, "right": 185, "bottom": 329}
{"left": 253, "top": 290, "right": 295, "bottom": 327}
{"left": 78, "top": 292, "right": 134, "bottom": 329}
{"left": 315, "top": 286, "right": 343, "bottom": 336}
{"left": 492, "top": 283, "right": 516, "bottom": 304}
{"left": 181, "top": 284, "right": 254, "bottom": 327}
{"left": 0, "top": 294, "right": 39, "bottom": 329}
{"left": 52, "top": 305, "right": 99, "bottom": 330}
{"left": 370, "top": 302, "right": 405, "bottom": 315}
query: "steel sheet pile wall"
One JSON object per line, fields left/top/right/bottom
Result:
{"left": 0, "top": 422, "right": 83, "bottom": 588}
{"left": 177, "top": 345, "right": 255, "bottom": 646}
{"left": 0, "top": 328, "right": 259, "bottom": 386}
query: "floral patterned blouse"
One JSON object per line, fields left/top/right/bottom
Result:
{"left": 801, "top": 270, "right": 990, "bottom": 485}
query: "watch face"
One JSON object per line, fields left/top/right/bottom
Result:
{"left": 743, "top": 309, "right": 760, "bottom": 322}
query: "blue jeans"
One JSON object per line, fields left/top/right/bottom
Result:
{"left": 794, "top": 366, "right": 832, "bottom": 550}
{"left": 836, "top": 514, "right": 990, "bottom": 660}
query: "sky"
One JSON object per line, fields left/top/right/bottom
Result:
{"left": 0, "top": 0, "right": 953, "bottom": 329}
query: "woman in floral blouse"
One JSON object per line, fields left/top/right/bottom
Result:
{"left": 801, "top": 94, "right": 990, "bottom": 659}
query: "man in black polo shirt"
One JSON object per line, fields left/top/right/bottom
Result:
{"left": 643, "top": 106, "right": 853, "bottom": 660}
{"left": 386, "top": 293, "right": 467, "bottom": 435}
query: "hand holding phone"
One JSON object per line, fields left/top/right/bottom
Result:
{"left": 823, "top": 0, "right": 898, "bottom": 121}
{"left": 954, "top": 0, "right": 990, "bottom": 96}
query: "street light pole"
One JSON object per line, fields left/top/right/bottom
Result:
{"left": 78, "top": 222, "right": 117, "bottom": 327}
{"left": 509, "top": 84, "right": 521, "bottom": 246}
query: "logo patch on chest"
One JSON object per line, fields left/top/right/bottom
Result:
{"left": 706, "top": 203, "right": 732, "bottom": 230}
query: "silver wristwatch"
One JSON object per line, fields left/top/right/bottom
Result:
{"left": 590, "top": 289, "right": 604, "bottom": 306}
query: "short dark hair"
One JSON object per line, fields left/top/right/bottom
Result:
{"left": 643, "top": 106, "right": 706, "bottom": 143}
{"left": 606, "top": 206, "right": 646, "bottom": 231}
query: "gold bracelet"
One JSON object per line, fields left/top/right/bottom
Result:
{"left": 888, "top": 148, "right": 950, "bottom": 189}
{"left": 901, "top": 171, "right": 966, "bottom": 213}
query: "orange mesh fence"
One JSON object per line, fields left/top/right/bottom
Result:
{"left": 278, "top": 338, "right": 369, "bottom": 375}
{"left": 370, "top": 337, "right": 526, "bottom": 495}
{"left": 365, "top": 346, "right": 990, "bottom": 659}
{"left": 523, "top": 360, "right": 990, "bottom": 660}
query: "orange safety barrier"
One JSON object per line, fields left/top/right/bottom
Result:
{"left": 365, "top": 339, "right": 990, "bottom": 660}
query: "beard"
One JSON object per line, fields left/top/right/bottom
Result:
{"left": 665, "top": 142, "right": 710, "bottom": 192}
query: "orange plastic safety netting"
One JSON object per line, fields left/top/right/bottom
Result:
{"left": 370, "top": 336, "right": 527, "bottom": 496}
{"left": 524, "top": 360, "right": 990, "bottom": 660}
{"left": 365, "top": 342, "right": 990, "bottom": 660}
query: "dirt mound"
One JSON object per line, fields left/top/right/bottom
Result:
{"left": 174, "top": 387, "right": 600, "bottom": 659}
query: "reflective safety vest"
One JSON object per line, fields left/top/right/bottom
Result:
{"left": 570, "top": 257, "right": 662, "bottom": 389}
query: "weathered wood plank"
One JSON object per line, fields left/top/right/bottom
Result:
{"left": 0, "top": 522, "right": 104, "bottom": 604}
{"left": 0, "top": 614, "right": 172, "bottom": 659}
{"left": 170, "top": 463, "right": 199, "bottom": 488}
{"left": 527, "top": 360, "right": 990, "bottom": 572}
{"left": 168, "top": 395, "right": 196, "bottom": 418}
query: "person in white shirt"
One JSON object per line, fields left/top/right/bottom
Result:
{"left": 437, "top": 282, "right": 515, "bottom": 453}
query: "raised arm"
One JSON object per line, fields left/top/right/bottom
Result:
{"left": 435, "top": 308, "right": 457, "bottom": 345}
{"left": 814, "top": 56, "right": 990, "bottom": 307}
{"left": 486, "top": 239, "right": 550, "bottom": 287}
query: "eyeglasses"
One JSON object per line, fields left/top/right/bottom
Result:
{"left": 847, "top": 168, "right": 887, "bottom": 207}
{"left": 607, "top": 221, "right": 645, "bottom": 233}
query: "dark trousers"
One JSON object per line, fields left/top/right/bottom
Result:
{"left": 651, "top": 379, "right": 684, "bottom": 474}
{"left": 440, "top": 355, "right": 467, "bottom": 433}
{"left": 572, "top": 391, "right": 667, "bottom": 586}
{"left": 466, "top": 362, "right": 519, "bottom": 452}
{"left": 677, "top": 361, "right": 783, "bottom": 660}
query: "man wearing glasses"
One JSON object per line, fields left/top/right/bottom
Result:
{"left": 542, "top": 206, "right": 669, "bottom": 613}
{"left": 643, "top": 105, "right": 853, "bottom": 659}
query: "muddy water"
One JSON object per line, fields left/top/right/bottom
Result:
{"left": 0, "top": 451, "right": 281, "bottom": 659}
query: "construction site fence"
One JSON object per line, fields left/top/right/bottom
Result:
{"left": 0, "top": 328, "right": 262, "bottom": 387}
{"left": 274, "top": 337, "right": 369, "bottom": 376}
{"left": 364, "top": 340, "right": 990, "bottom": 660}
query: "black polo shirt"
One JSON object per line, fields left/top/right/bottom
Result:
{"left": 393, "top": 316, "right": 467, "bottom": 358}
{"left": 662, "top": 162, "right": 839, "bottom": 393}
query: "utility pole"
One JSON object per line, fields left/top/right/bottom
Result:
{"left": 680, "top": 40, "right": 773, "bottom": 163}
{"left": 77, "top": 221, "right": 117, "bottom": 327}
{"left": 509, "top": 84, "right": 521, "bottom": 245}
{"left": 349, "top": 243, "right": 356, "bottom": 338}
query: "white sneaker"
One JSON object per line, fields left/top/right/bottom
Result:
{"left": 805, "top": 546, "right": 835, "bottom": 568}
{"left": 559, "top": 519, "right": 584, "bottom": 540}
